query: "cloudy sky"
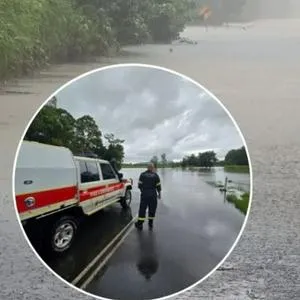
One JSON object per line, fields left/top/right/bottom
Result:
{"left": 56, "top": 66, "right": 244, "bottom": 163}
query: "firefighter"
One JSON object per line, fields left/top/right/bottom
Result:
{"left": 135, "top": 163, "right": 161, "bottom": 230}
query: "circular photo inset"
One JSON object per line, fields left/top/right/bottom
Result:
{"left": 13, "top": 64, "right": 252, "bottom": 300}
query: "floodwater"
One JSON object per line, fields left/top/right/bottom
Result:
{"left": 32, "top": 206, "right": 134, "bottom": 282}
{"left": 36, "top": 168, "right": 249, "bottom": 300}
{"left": 192, "top": 167, "right": 250, "bottom": 193}
{"left": 86, "top": 169, "right": 249, "bottom": 300}
{"left": 86, "top": 169, "right": 250, "bottom": 300}
{"left": 122, "top": 167, "right": 250, "bottom": 218}
{"left": 0, "top": 19, "right": 300, "bottom": 300}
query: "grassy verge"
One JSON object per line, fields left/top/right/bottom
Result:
{"left": 226, "top": 192, "right": 250, "bottom": 215}
{"left": 224, "top": 165, "right": 249, "bottom": 173}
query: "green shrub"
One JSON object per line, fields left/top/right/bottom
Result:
{"left": 0, "top": 0, "right": 192, "bottom": 80}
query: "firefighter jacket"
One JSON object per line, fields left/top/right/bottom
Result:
{"left": 138, "top": 170, "right": 161, "bottom": 198}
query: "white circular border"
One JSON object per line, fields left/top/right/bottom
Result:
{"left": 12, "top": 63, "right": 253, "bottom": 300}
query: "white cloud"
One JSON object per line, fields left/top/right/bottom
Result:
{"left": 56, "top": 66, "right": 244, "bottom": 162}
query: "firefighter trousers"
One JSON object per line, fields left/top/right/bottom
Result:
{"left": 137, "top": 195, "right": 157, "bottom": 223}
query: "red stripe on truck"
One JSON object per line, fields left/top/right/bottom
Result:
{"left": 16, "top": 182, "right": 125, "bottom": 214}
{"left": 16, "top": 185, "right": 78, "bottom": 213}
{"left": 80, "top": 182, "right": 124, "bottom": 201}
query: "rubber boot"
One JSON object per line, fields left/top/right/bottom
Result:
{"left": 135, "top": 220, "right": 143, "bottom": 230}
{"left": 148, "top": 219, "right": 153, "bottom": 230}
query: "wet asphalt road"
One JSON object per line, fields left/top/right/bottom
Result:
{"left": 31, "top": 180, "right": 142, "bottom": 282}
{"left": 36, "top": 206, "right": 135, "bottom": 282}
{"left": 32, "top": 168, "right": 248, "bottom": 299}
{"left": 85, "top": 168, "right": 247, "bottom": 299}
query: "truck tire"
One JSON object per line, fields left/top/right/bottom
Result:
{"left": 49, "top": 216, "right": 78, "bottom": 253}
{"left": 120, "top": 189, "right": 132, "bottom": 209}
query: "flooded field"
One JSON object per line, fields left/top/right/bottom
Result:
{"left": 0, "top": 19, "right": 299, "bottom": 300}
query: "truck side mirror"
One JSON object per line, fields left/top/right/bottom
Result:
{"left": 118, "top": 173, "right": 123, "bottom": 180}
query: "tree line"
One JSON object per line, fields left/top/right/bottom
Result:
{"left": 181, "top": 146, "right": 248, "bottom": 168}
{"left": 0, "top": 0, "right": 194, "bottom": 80}
{"left": 24, "top": 101, "right": 125, "bottom": 170}
{"left": 123, "top": 146, "right": 248, "bottom": 169}
{"left": 1, "top": 0, "right": 270, "bottom": 81}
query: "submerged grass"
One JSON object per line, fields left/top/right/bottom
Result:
{"left": 226, "top": 192, "right": 250, "bottom": 215}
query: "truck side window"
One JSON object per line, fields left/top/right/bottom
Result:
{"left": 79, "top": 161, "right": 89, "bottom": 183}
{"left": 100, "top": 163, "right": 117, "bottom": 180}
{"left": 86, "top": 161, "right": 100, "bottom": 181}
{"left": 79, "top": 161, "right": 100, "bottom": 183}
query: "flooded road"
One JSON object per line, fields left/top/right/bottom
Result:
{"left": 34, "top": 207, "right": 135, "bottom": 282}
{"left": 85, "top": 169, "right": 248, "bottom": 300}
{"left": 1, "top": 19, "right": 300, "bottom": 300}
{"left": 36, "top": 168, "right": 249, "bottom": 299}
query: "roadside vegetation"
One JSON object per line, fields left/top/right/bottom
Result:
{"left": 24, "top": 99, "right": 125, "bottom": 170}
{"left": 0, "top": 0, "right": 267, "bottom": 81}
{"left": 0, "top": 0, "right": 193, "bottom": 81}
{"left": 226, "top": 192, "right": 250, "bottom": 215}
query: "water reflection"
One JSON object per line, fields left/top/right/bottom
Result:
{"left": 40, "top": 207, "right": 134, "bottom": 281}
{"left": 136, "top": 231, "right": 159, "bottom": 281}
{"left": 159, "top": 167, "right": 167, "bottom": 180}
{"left": 119, "top": 207, "right": 133, "bottom": 223}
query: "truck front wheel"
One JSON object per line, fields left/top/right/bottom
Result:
{"left": 50, "top": 216, "right": 78, "bottom": 253}
{"left": 120, "top": 189, "right": 132, "bottom": 209}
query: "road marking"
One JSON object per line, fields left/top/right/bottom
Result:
{"left": 71, "top": 214, "right": 137, "bottom": 286}
{"left": 79, "top": 220, "right": 136, "bottom": 290}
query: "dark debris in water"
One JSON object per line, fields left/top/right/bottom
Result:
{"left": 178, "top": 37, "right": 198, "bottom": 44}
{"left": 217, "top": 266, "right": 235, "bottom": 271}
{"left": 174, "top": 37, "right": 198, "bottom": 45}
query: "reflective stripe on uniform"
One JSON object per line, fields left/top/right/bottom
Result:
{"left": 138, "top": 217, "right": 146, "bottom": 221}
{"left": 156, "top": 182, "right": 161, "bottom": 186}
{"left": 148, "top": 217, "right": 155, "bottom": 220}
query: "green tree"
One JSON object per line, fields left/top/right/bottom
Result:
{"left": 104, "top": 133, "right": 125, "bottom": 145}
{"left": 198, "top": 151, "right": 217, "bottom": 168}
{"left": 1, "top": 0, "right": 193, "bottom": 80}
{"left": 148, "top": 0, "right": 192, "bottom": 42}
{"left": 161, "top": 153, "right": 168, "bottom": 168}
{"left": 151, "top": 155, "right": 159, "bottom": 168}
{"left": 103, "top": 133, "right": 125, "bottom": 170}
{"left": 188, "top": 153, "right": 198, "bottom": 166}
{"left": 24, "top": 105, "right": 129, "bottom": 166}
{"left": 181, "top": 156, "right": 188, "bottom": 168}
{"left": 73, "top": 115, "right": 104, "bottom": 155}
{"left": 224, "top": 146, "right": 248, "bottom": 165}
{"left": 25, "top": 106, "right": 75, "bottom": 149}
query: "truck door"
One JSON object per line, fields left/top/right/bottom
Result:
{"left": 99, "top": 163, "right": 123, "bottom": 202}
{"left": 77, "top": 160, "right": 105, "bottom": 215}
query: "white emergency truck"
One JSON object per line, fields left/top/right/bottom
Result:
{"left": 14, "top": 141, "right": 132, "bottom": 253}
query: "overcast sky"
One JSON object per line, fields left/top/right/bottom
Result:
{"left": 56, "top": 66, "right": 244, "bottom": 163}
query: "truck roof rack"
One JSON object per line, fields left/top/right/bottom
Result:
{"left": 77, "top": 152, "right": 99, "bottom": 159}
